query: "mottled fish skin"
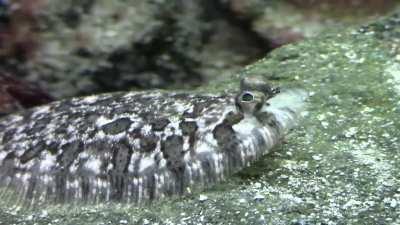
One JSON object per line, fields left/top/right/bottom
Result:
{"left": 0, "top": 80, "right": 307, "bottom": 205}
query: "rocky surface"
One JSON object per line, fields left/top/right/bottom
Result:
{"left": 1, "top": 0, "right": 211, "bottom": 98}
{"left": 0, "top": 0, "right": 269, "bottom": 99}
{"left": 2, "top": 7, "right": 400, "bottom": 225}
{"left": 2, "top": 0, "right": 397, "bottom": 101}
{"left": 0, "top": 72, "right": 53, "bottom": 116}
{"left": 226, "top": 0, "right": 398, "bottom": 47}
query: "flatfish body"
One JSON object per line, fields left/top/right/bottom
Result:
{"left": 0, "top": 79, "right": 307, "bottom": 205}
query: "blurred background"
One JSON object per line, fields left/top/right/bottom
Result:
{"left": 0, "top": 0, "right": 398, "bottom": 115}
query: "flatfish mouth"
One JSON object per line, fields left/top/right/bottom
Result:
{"left": 0, "top": 88, "right": 307, "bottom": 206}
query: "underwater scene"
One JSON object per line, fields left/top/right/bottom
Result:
{"left": 0, "top": 1, "right": 400, "bottom": 224}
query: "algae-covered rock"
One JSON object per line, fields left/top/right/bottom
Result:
{"left": 5, "top": 0, "right": 397, "bottom": 101}
{"left": 226, "top": 0, "right": 399, "bottom": 47}
{"left": 1, "top": 0, "right": 211, "bottom": 98}
{"left": 0, "top": 72, "right": 53, "bottom": 116}
{"left": 0, "top": 0, "right": 271, "bottom": 99}
{"left": 2, "top": 8, "right": 400, "bottom": 225}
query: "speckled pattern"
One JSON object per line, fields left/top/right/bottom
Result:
{"left": 0, "top": 83, "right": 306, "bottom": 205}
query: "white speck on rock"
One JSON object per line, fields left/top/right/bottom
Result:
{"left": 321, "top": 121, "right": 329, "bottom": 129}
{"left": 238, "top": 198, "right": 247, "bottom": 204}
{"left": 119, "top": 219, "right": 128, "bottom": 224}
{"left": 342, "top": 199, "right": 361, "bottom": 210}
{"left": 39, "top": 210, "right": 48, "bottom": 218}
{"left": 199, "top": 194, "right": 208, "bottom": 202}
{"left": 312, "top": 154, "right": 322, "bottom": 161}
{"left": 253, "top": 182, "right": 262, "bottom": 189}
{"left": 253, "top": 193, "right": 265, "bottom": 201}
{"left": 317, "top": 114, "right": 326, "bottom": 121}
{"left": 344, "top": 127, "right": 358, "bottom": 138}
{"left": 390, "top": 199, "right": 398, "bottom": 208}
{"left": 345, "top": 50, "right": 357, "bottom": 60}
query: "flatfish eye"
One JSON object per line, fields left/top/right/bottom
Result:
{"left": 240, "top": 92, "right": 255, "bottom": 102}
{"left": 236, "top": 90, "right": 266, "bottom": 114}
{"left": 240, "top": 76, "right": 276, "bottom": 98}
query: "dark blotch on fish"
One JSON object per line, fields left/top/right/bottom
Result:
{"left": 56, "top": 140, "right": 84, "bottom": 169}
{"left": 179, "top": 121, "right": 198, "bottom": 135}
{"left": 20, "top": 140, "right": 47, "bottom": 164}
{"left": 101, "top": 117, "right": 132, "bottom": 134}
{"left": 2, "top": 128, "right": 16, "bottom": 143}
{"left": 151, "top": 118, "right": 170, "bottom": 131}
{"left": 161, "top": 135, "right": 185, "bottom": 173}
{"left": 110, "top": 142, "right": 132, "bottom": 200}
{"left": 212, "top": 123, "right": 237, "bottom": 148}
{"left": 140, "top": 133, "right": 159, "bottom": 153}
{"left": 224, "top": 111, "right": 244, "bottom": 125}
{"left": 180, "top": 120, "right": 198, "bottom": 151}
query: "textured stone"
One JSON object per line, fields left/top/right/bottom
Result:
{"left": 0, "top": 73, "right": 53, "bottom": 116}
